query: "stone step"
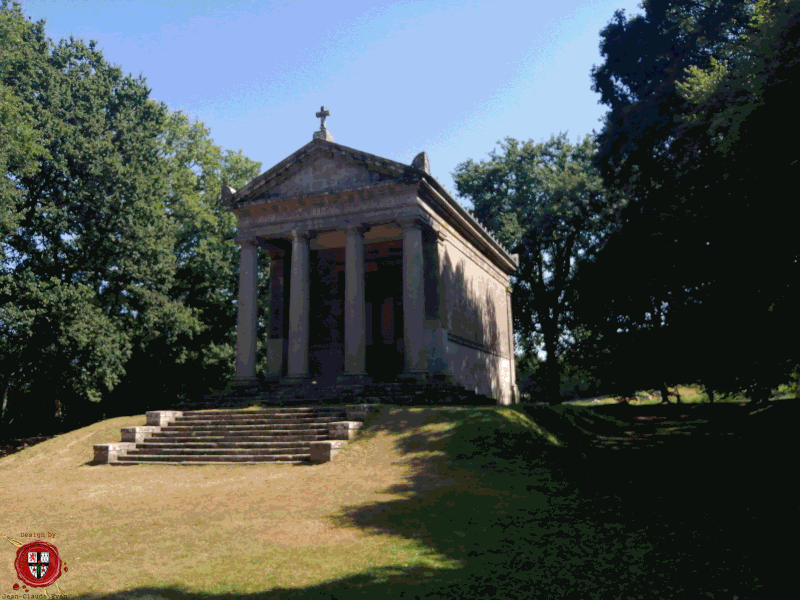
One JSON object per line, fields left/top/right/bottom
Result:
{"left": 139, "top": 441, "right": 312, "bottom": 449}
{"left": 146, "top": 434, "right": 329, "bottom": 443}
{"left": 182, "top": 408, "right": 345, "bottom": 415}
{"left": 126, "top": 447, "right": 309, "bottom": 456}
{"left": 163, "top": 423, "right": 333, "bottom": 431}
{"left": 177, "top": 410, "right": 345, "bottom": 417}
{"left": 112, "top": 461, "right": 303, "bottom": 466}
{"left": 115, "top": 454, "right": 308, "bottom": 463}
{"left": 151, "top": 433, "right": 327, "bottom": 441}
{"left": 153, "top": 424, "right": 328, "bottom": 436}
{"left": 170, "top": 411, "right": 346, "bottom": 425}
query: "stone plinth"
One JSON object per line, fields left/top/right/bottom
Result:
{"left": 146, "top": 411, "right": 183, "bottom": 427}
{"left": 93, "top": 442, "right": 137, "bottom": 464}
{"left": 346, "top": 404, "right": 381, "bottom": 421}
{"left": 328, "top": 421, "right": 363, "bottom": 440}
{"left": 309, "top": 440, "right": 347, "bottom": 462}
{"left": 121, "top": 426, "right": 161, "bottom": 443}
{"left": 313, "top": 130, "right": 334, "bottom": 142}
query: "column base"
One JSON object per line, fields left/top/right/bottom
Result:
{"left": 397, "top": 370, "right": 428, "bottom": 384}
{"left": 428, "top": 372, "right": 452, "bottom": 383}
{"left": 337, "top": 373, "right": 373, "bottom": 385}
{"left": 230, "top": 376, "right": 261, "bottom": 389}
{"left": 279, "top": 375, "right": 311, "bottom": 386}
{"left": 336, "top": 371, "right": 372, "bottom": 383}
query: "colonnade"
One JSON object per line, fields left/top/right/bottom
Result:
{"left": 234, "top": 217, "right": 428, "bottom": 384}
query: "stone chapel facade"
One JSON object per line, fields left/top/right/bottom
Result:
{"left": 224, "top": 112, "right": 520, "bottom": 405}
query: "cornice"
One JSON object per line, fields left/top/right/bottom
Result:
{"left": 418, "top": 179, "right": 518, "bottom": 274}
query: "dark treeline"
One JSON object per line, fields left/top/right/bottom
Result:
{"left": 455, "top": 0, "right": 799, "bottom": 403}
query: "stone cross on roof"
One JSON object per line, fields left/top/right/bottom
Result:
{"left": 316, "top": 106, "right": 330, "bottom": 130}
{"left": 313, "top": 106, "right": 334, "bottom": 142}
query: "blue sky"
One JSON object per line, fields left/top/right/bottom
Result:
{"left": 19, "top": 0, "right": 642, "bottom": 208}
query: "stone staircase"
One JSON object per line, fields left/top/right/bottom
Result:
{"left": 94, "top": 378, "right": 496, "bottom": 466}
{"left": 94, "top": 405, "right": 371, "bottom": 466}
{"left": 185, "top": 378, "right": 496, "bottom": 410}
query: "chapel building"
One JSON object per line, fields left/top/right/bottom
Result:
{"left": 224, "top": 108, "right": 520, "bottom": 405}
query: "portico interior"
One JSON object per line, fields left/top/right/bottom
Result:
{"left": 265, "top": 241, "right": 405, "bottom": 382}
{"left": 259, "top": 225, "right": 415, "bottom": 384}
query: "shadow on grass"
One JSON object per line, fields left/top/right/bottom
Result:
{"left": 61, "top": 400, "right": 798, "bottom": 600}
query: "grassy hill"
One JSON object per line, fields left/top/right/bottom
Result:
{"left": 1, "top": 401, "right": 795, "bottom": 599}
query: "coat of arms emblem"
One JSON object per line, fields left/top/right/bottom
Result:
{"left": 14, "top": 541, "right": 62, "bottom": 588}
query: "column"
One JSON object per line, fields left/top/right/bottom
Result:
{"left": 399, "top": 217, "right": 427, "bottom": 379}
{"left": 235, "top": 240, "right": 259, "bottom": 384}
{"left": 344, "top": 224, "right": 367, "bottom": 376}
{"left": 287, "top": 230, "right": 311, "bottom": 378}
{"left": 265, "top": 248, "right": 286, "bottom": 378}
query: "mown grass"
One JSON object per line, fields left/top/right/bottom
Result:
{"left": 1, "top": 399, "right": 795, "bottom": 599}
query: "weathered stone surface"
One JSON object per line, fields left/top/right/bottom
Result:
{"left": 328, "top": 421, "right": 363, "bottom": 440}
{"left": 146, "top": 411, "right": 183, "bottom": 427}
{"left": 221, "top": 185, "right": 236, "bottom": 204}
{"left": 312, "top": 130, "right": 334, "bottom": 142}
{"left": 346, "top": 404, "right": 380, "bottom": 420}
{"left": 121, "top": 426, "right": 161, "bottom": 443}
{"left": 412, "top": 151, "right": 430, "bottom": 174}
{"left": 309, "top": 440, "right": 348, "bottom": 462}
{"left": 93, "top": 442, "right": 136, "bottom": 463}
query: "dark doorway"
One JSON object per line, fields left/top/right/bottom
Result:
{"left": 309, "top": 248, "right": 345, "bottom": 381}
{"left": 365, "top": 250, "right": 404, "bottom": 381}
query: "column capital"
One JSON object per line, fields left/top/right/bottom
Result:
{"left": 237, "top": 237, "right": 259, "bottom": 248}
{"left": 344, "top": 223, "right": 370, "bottom": 236}
{"left": 290, "top": 229, "right": 311, "bottom": 242}
{"left": 425, "top": 227, "right": 446, "bottom": 243}
{"left": 396, "top": 216, "right": 426, "bottom": 231}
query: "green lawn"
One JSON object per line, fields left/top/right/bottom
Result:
{"left": 1, "top": 399, "right": 795, "bottom": 599}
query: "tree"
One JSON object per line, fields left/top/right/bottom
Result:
{"left": 575, "top": 0, "right": 799, "bottom": 402}
{"left": 0, "top": 2, "right": 263, "bottom": 430}
{"left": 136, "top": 112, "right": 262, "bottom": 407}
{"left": 1, "top": 2, "right": 154, "bottom": 429}
{"left": 453, "top": 134, "right": 619, "bottom": 403}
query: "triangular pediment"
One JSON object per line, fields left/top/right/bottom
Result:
{"left": 230, "top": 139, "right": 419, "bottom": 207}
{"left": 265, "top": 154, "right": 393, "bottom": 198}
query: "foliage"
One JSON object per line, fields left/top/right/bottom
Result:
{"left": 141, "top": 111, "right": 262, "bottom": 408}
{"left": 0, "top": 1, "right": 262, "bottom": 430}
{"left": 453, "top": 134, "right": 620, "bottom": 403}
{"left": 574, "top": 0, "right": 799, "bottom": 401}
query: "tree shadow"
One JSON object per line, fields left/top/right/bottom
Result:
{"left": 432, "top": 231, "right": 511, "bottom": 404}
{"left": 61, "top": 402, "right": 798, "bottom": 599}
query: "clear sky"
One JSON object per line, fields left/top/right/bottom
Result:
{"left": 18, "top": 0, "right": 642, "bottom": 208}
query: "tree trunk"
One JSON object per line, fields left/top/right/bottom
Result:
{"left": 659, "top": 382, "right": 670, "bottom": 404}
{"left": 707, "top": 388, "right": 715, "bottom": 403}
{"left": 543, "top": 323, "right": 560, "bottom": 404}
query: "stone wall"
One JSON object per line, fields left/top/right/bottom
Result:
{"left": 418, "top": 205, "right": 515, "bottom": 404}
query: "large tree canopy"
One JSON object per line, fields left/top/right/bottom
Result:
{"left": 453, "top": 133, "right": 620, "bottom": 403}
{"left": 574, "top": 0, "right": 799, "bottom": 401}
{"left": 0, "top": 1, "right": 262, "bottom": 432}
